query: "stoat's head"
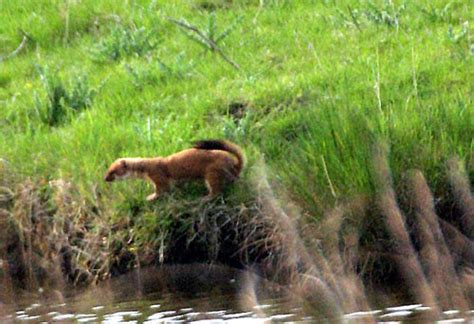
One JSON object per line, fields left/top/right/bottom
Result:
{"left": 104, "top": 159, "right": 130, "bottom": 182}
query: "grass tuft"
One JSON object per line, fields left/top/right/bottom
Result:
{"left": 91, "top": 23, "right": 158, "bottom": 62}
{"left": 33, "top": 66, "right": 97, "bottom": 127}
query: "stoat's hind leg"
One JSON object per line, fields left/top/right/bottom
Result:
{"left": 203, "top": 165, "right": 234, "bottom": 200}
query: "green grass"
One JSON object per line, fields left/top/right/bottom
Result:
{"left": 1, "top": 0, "right": 473, "bottom": 222}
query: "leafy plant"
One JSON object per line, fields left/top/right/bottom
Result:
{"left": 365, "top": 0, "right": 405, "bottom": 28}
{"left": 420, "top": 1, "right": 453, "bottom": 22}
{"left": 92, "top": 23, "right": 158, "bottom": 62}
{"left": 34, "top": 66, "right": 97, "bottom": 127}
{"left": 124, "top": 53, "right": 194, "bottom": 89}
{"left": 447, "top": 21, "right": 473, "bottom": 58}
{"left": 447, "top": 21, "right": 470, "bottom": 43}
{"left": 336, "top": 1, "right": 406, "bottom": 30}
{"left": 156, "top": 53, "right": 194, "bottom": 79}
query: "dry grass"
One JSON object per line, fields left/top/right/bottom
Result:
{"left": 447, "top": 157, "right": 474, "bottom": 240}
{"left": 372, "top": 144, "right": 439, "bottom": 316}
{"left": 0, "top": 150, "right": 473, "bottom": 316}
{"left": 402, "top": 170, "right": 468, "bottom": 311}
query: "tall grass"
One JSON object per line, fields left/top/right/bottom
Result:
{"left": 0, "top": 0, "right": 472, "bottom": 251}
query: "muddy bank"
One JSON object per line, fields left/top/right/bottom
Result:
{"left": 0, "top": 152, "right": 473, "bottom": 318}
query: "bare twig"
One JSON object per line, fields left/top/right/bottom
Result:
{"left": 347, "top": 5, "right": 362, "bottom": 31}
{"left": 0, "top": 35, "right": 28, "bottom": 63}
{"left": 167, "top": 17, "right": 240, "bottom": 71}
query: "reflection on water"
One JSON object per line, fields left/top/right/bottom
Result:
{"left": 1, "top": 264, "right": 473, "bottom": 323}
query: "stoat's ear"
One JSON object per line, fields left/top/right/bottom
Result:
{"left": 120, "top": 159, "right": 127, "bottom": 169}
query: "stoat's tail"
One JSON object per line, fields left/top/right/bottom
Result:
{"left": 193, "top": 139, "right": 244, "bottom": 175}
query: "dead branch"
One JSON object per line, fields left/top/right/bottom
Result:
{"left": 167, "top": 17, "right": 240, "bottom": 71}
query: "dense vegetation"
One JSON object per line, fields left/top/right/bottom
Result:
{"left": 0, "top": 0, "right": 472, "bottom": 288}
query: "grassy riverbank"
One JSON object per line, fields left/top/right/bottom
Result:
{"left": 1, "top": 0, "right": 473, "bottom": 289}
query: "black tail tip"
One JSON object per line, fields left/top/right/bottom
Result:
{"left": 192, "top": 139, "right": 227, "bottom": 151}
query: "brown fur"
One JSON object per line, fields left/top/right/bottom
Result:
{"left": 104, "top": 140, "right": 244, "bottom": 201}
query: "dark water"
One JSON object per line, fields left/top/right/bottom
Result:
{"left": 1, "top": 264, "right": 472, "bottom": 323}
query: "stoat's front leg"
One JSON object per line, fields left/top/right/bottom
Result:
{"left": 146, "top": 174, "right": 170, "bottom": 202}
